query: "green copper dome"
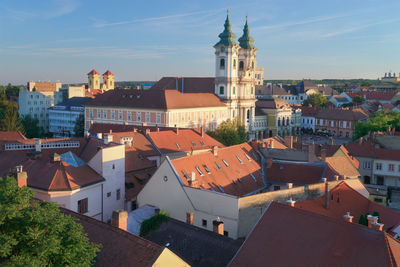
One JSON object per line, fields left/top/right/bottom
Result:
{"left": 215, "top": 14, "right": 237, "bottom": 47}
{"left": 238, "top": 19, "right": 254, "bottom": 49}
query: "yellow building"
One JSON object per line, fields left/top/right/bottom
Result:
{"left": 88, "top": 69, "right": 101, "bottom": 89}
{"left": 102, "top": 70, "right": 115, "bottom": 91}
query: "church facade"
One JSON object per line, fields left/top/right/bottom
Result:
{"left": 84, "top": 14, "right": 264, "bottom": 138}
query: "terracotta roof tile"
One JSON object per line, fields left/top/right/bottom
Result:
{"left": 0, "top": 131, "right": 27, "bottom": 141}
{"left": 325, "top": 156, "right": 360, "bottom": 178}
{"left": 171, "top": 143, "right": 264, "bottom": 197}
{"left": 229, "top": 201, "right": 400, "bottom": 266}
{"left": 30, "top": 82, "right": 60, "bottom": 92}
{"left": 148, "top": 129, "right": 224, "bottom": 154}
{"left": 256, "top": 99, "right": 290, "bottom": 109}
{"left": 316, "top": 107, "right": 369, "bottom": 121}
{"left": 103, "top": 70, "right": 114, "bottom": 76}
{"left": 150, "top": 77, "right": 215, "bottom": 93}
{"left": 87, "top": 69, "right": 100, "bottom": 75}
{"left": 346, "top": 91, "right": 396, "bottom": 101}
{"left": 296, "top": 182, "right": 400, "bottom": 231}
{"left": 346, "top": 138, "right": 400, "bottom": 161}
{"left": 60, "top": 208, "right": 163, "bottom": 267}
{"left": 88, "top": 123, "right": 173, "bottom": 135}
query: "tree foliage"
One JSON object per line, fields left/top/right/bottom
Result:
{"left": 353, "top": 109, "right": 400, "bottom": 140}
{"left": 0, "top": 177, "right": 101, "bottom": 266}
{"left": 352, "top": 95, "right": 365, "bottom": 105}
{"left": 0, "top": 101, "right": 24, "bottom": 133}
{"left": 140, "top": 211, "right": 169, "bottom": 237}
{"left": 21, "top": 115, "right": 42, "bottom": 138}
{"left": 302, "top": 93, "right": 328, "bottom": 107}
{"left": 73, "top": 114, "right": 85, "bottom": 137}
{"left": 0, "top": 84, "right": 21, "bottom": 101}
{"left": 207, "top": 118, "right": 249, "bottom": 146}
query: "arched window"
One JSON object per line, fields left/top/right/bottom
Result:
{"left": 251, "top": 87, "right": 254, "bottom": 94}
{"left": 251, "top": 61, "right": 254, "bottom": 69}
{"left": 278, "top": 118, "right": 281, "bottom": 126}
{"left": 220, "top": 58, "right": 225, "bottom": 69}
{"left": 219, "top": 86, "right": 224, "bottom": 95}
{"left": 232, "top": 87, "right": 236, "bottom": 95}
{"left": 233, "top": 59, "right": 236, "bottom": 68}
{"left": 239, "top": 61, "right": 244, "bottom": 70}
{"left": 247, "top": 109, "right": 250, "bottom": 119}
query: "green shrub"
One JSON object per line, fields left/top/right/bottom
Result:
{"left": 140, "top": 211, "right": 170, "bottom": 237}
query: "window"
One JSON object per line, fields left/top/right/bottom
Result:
{"left": 222, "top": 159, "right": 229, "bottom": 167}
{"left": 137, "top": 112, "right": 141, "bottom": 121}
{"left": 274, "top": 185, "right": 280, "bottom": 191}
{"left": 377, "top": 176, "right": 384, "bottom": 185}
{"left": 250, "top": 173, "right": 257, "bottom": 182}
{"left": 374, "top": 197, "right": 383, "bottom": 203}
{"left": 103, "top": 111, "right": 107, "bottom": 119}
{"left": 251, "top": 61, "right": 254, "bottom": 69}
{"left": 118, "top": 111, "right": 122, "bottom": 120}
{"left": 146, "top": 113, "right": 150, "bottom": 122}
{"left": 176, "top": 143, "right": 181, "bottom": 150}
{"left": 216, "top": 162, "right": 222, "bottom": 169}
{"left": 251, "top": 87, "right": 254, "bottom": 94}
{"left": 221, "top": 47, "right": 225, "bottom": 52}
{"left": 376, "top": 163, "right": 382, "bottom": 170}
{"left": 219, "top": 86, "right": 224, "bottom": 95}
{"left": 127, "top": 112, "right": 132, "bottom": 121}
{"left": 236, "top": 155, "right": 243, "bottom": 164}
{"left": 78, "top": 198, "right": 88, "bottom": 214}
{"left": 224, "top": 231, "right": 229, "bottom": 237}
{"left": 112, "top": 164, "right": 115, "bottom": 169}
{"left": 364, "top": 176, "right": 371, "bottom": 184}
{"left": 89, "top": 110, "right": 93, "bottom": 118}
{"left": 245, "top": 153, "right": 252, "bottom": 161}
{"left": 202, "top": 219, "right": 207, "bottom": 227}
{"left": 363, "top": 161, "right": 371, "bottom": 169}
{"left": 111, "top": 111, "right": 115, "bottom": 119}
{"left": 107, "top": 192, "right": 111, "bottom": 197}
{"left": 232, "top": 87, "right": 236, "bottom": 95}
{"left": 239, "top": 61, "right": 244, "bottom": 70}
{"left": 388, "top": 164, "right": 395, "bottom": 172}
{"left": 233, "top": 59, "right": 236, "bottom": 68}
{"left": 203, "top": 164, "right": 211, "bottom": 174}
{"left": 220, "top": 58, "right": 225, "bottom": 69}
{"left": 116, "top": 189, "right": 121, "bottom": 200}
{"left": 156, "top": 113, "right": 161, "bottom": 123}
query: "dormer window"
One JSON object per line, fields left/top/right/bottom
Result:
{"left": 222, "top": 159, "right": 229, "bottom": 167}
{"left": 196, "top": 166, "right": 204, "bottom": 176}
{"left": 220, "top": 58, "right": 225, "bottom": 69}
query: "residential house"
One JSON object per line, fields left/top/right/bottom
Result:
{"left": 298, "top": 106, "right": 319, "bottom": 133}
{"left": 341, "top": 91, "right": 397, "bottom": 105}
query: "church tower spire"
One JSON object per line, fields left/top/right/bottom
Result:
{"left": 238, "top": 17, "right": 255, "bottom": 49}
{"left": 215, "top": 11, "right": 237, "bottom": 47}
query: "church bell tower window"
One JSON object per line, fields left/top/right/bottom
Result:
{"left": 220, "top": 58, "right": 225, "bottom": 69}
{"left": 239, "top": 61, "right": 244, "bottom": 71}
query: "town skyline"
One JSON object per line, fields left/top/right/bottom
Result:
{"left": 1, "top": 0, "right": 400, "bottom": 85}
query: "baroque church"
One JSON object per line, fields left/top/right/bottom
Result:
{"left": 84, "top": 13, "right": 264, "bottom": 138}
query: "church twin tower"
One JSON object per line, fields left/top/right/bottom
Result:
{"left": 214, "top": 13, "right": 263, "bottom": 131}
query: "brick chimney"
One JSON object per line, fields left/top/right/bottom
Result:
{"left": 286, "top": 183, "right": 293, "bottom": 189}
{"left": 186, "top": 212, "right": 194, "bottom": 225}
{"left": 213, "top": 219, "right": 224, "bottom": 235}
{"left": 35, "top": 138, "right": 41, "bottom": 152}
{"left": 322, "top": 178, "right": 329, "bottom": 209}
{"left": 284, "top": 136, "right": 293, "bottom": 149}
{"left": 112, "top": 210, "right": 128, "bottom": 231}
{"left": 367, "top": 215, "right": 378, "bottom": 228}
{"left": 343, "top": 212, "right": 353, "bottom": 223}
{"left": 371, "top": 222, "right": 384, "bottom": 231}
{"left": 212, "top": 146, "right": 218, "bottom": 156}
{"left": 334, "top": 175, "right": 339, "bottom": 181}
{"left": 321, "top": 148, "right": 327, "bottom": 161}
{"left": 51, "top": 153, "right": 60, "bottom": 162}
{"left": 266, "top": 158, "right": 273, "bottom": 168}
{"left": 175, "top": 127, "right": 179, "bottom": 135}
{"left": 145, "top": 128, "right": 151, "bottom": 135}
{"left": 286, "top": 198, "right": 296, "bottom": 207}
{"left": 14, "top": 165, "right": 27, "bottom": 188}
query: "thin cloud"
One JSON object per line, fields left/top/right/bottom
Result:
{"left": 93, "top": 7, "right": 226, "bottom": 28}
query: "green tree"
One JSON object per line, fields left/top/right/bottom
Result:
{"left": 0, "top": 176, "right": 100, "bottom": 266}
{"left": 21, "top": 115, "right": 42, "bottom": 138}
{"left": 0, "top": 87, "right": 6, "bottom": 101}
{"left": 207, "top": 118, "right": 249, "bottom": 146}
{"left": 302, "top": 93, "right": 328, "bottom": 107}
{"left": 0, "top": 102, "right": 24, "bottom": 133}
{"left": 358, "top": 214, "right": 366, "bottom": 226}
{"left": 353, "top": 109, "right": 400, "bottom": 140}
{"left": 5, "top": 83, "right": 21, "bottom": 100}
{"left": 352, "top": 95, "right": 365, "bottom": 106}
{"left": 73, "top": 114, "right": 85, "bottom": 137}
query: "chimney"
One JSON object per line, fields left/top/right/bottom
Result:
{"left": 328, "top": 137, "right": 334, "bottom": 145}
{"left": 323, "top": 178, "right": 329, "bottom": 209}
{"left": 213, "top": 219, "right": 224, "bottom": 235}
{"left": 175, "top": 127, "right": 179, "bottom": 135}
{"left": 286, "top": 198, "right": 296, "bottom": 207}
{"left": 308, "top": 144, "right": 315, "bottom": 163}
{"left": 104, "top": 134, "right": 113, "bottom": 145}
{"left": 334, "top": 175, "right": 339, "bottom": 181}
{"left": 367, "top": 215, "right": 378, "bottom": 229}
{"left": 212, "top": 146, "right": 218, "bottom": 156}
{"left": 266, "top": 158, "right": 273, "bottom": 168}
{"left": 156, "top": 127, "right": 160, "bottom": 132}
{"left": 321, "top": 149, "right": 327, "bottom": 162}
{"left": 133, "top": 128, "right": 137, "bottom": 133}
{"left": 51, "top": 153, "right": 60, "bottom": 162}
{"left": 343, "top": 212, "right": 353, "bottom": 223}
{"left": 340, "top": 174, "right": 346, "bottom": 180}
{"left": 96, "top": 133, "right": 103, "bottom": 139}
{"left": 284, "top": 136, "right": 293, "bottom": 149}
{"left": 112, "top": 210, "right": 128, "bottom": 231}
{"left": 371, "top": 222, "right": 384, "bottom": 231}
{"left": 186, "top": 212, "right": 194, "bottom": 225}
{"left": 188, "top": 172, "right": 198, "bottom": 187}
{"left": 14, "top": 165, "right": 27, "bottom": 188}
{"left": 145, "top": 128, "right": 151, "bottom": 135}
{"left": 200, "top": 127, "right": 204, "bottom": 138}
{"left": 35, "top": 138, "right": 41, "bottom": 152}
{"left": 286, "top": 183, "right": 293, "bottom": 189}
{"left": 269, "top": 139, "right": 274, "bottom": 149}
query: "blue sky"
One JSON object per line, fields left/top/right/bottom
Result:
{"left": 1, "top": 0, "right": 400, "bottom": 85}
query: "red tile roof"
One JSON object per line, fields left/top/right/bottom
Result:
{"left": 325, "top": 156, "right": 360, "bottom": 178}
{"left": 88, "top": 123, "right": 173, "bottom": 135}
{"left": 260, "top": 137, "right": 288, "bottom": 149}
{"left": 171, "top": 143, "right": 264, "bottom": 197}
{"left": 256, "top": 99, "right": 290, "bottom": 109}
{"left": 60, "top": 208, "right": 165, "bottom": 267}
{"left": 0, "top": 131, "right": 27, "bottom": 141}
{"left": 346, "top": 91, "right": 396, "bottom": 101}
{"left": 86, "top": 89, "right": 225, "bottom": 110}
{"left": 150, "top": 77, "right": 215, "bottom": 93}
{"left": 315, "top": 107, "right": 369, "bottom": 121}
{"left": 298, "top": 106, "right": 320, "bottom": 116}
{"left": 30, "top": 82, "right": 60, "bottom": 92}
{"left": 87, "top": 69, "right": 100, "bottom": 75}
{"left": 85, "top": 88, "right": 103, "bottom": 98}
{"left": 229, "top": 201, "right": 400, "bottom": 266}
{"left": 296, "top": 182, "right": 400, "bottom": 231}
{"left": 346, "top": 138, "right": 400, "bottom": 161}
{"left": 103, "top": 70, "right": 114, "bottom": 76}
{"left": 292, "top": 142, "right": 340, "bottom": 157}
{"left": 148, "top": 129, "right": 224, "bottom": 154}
